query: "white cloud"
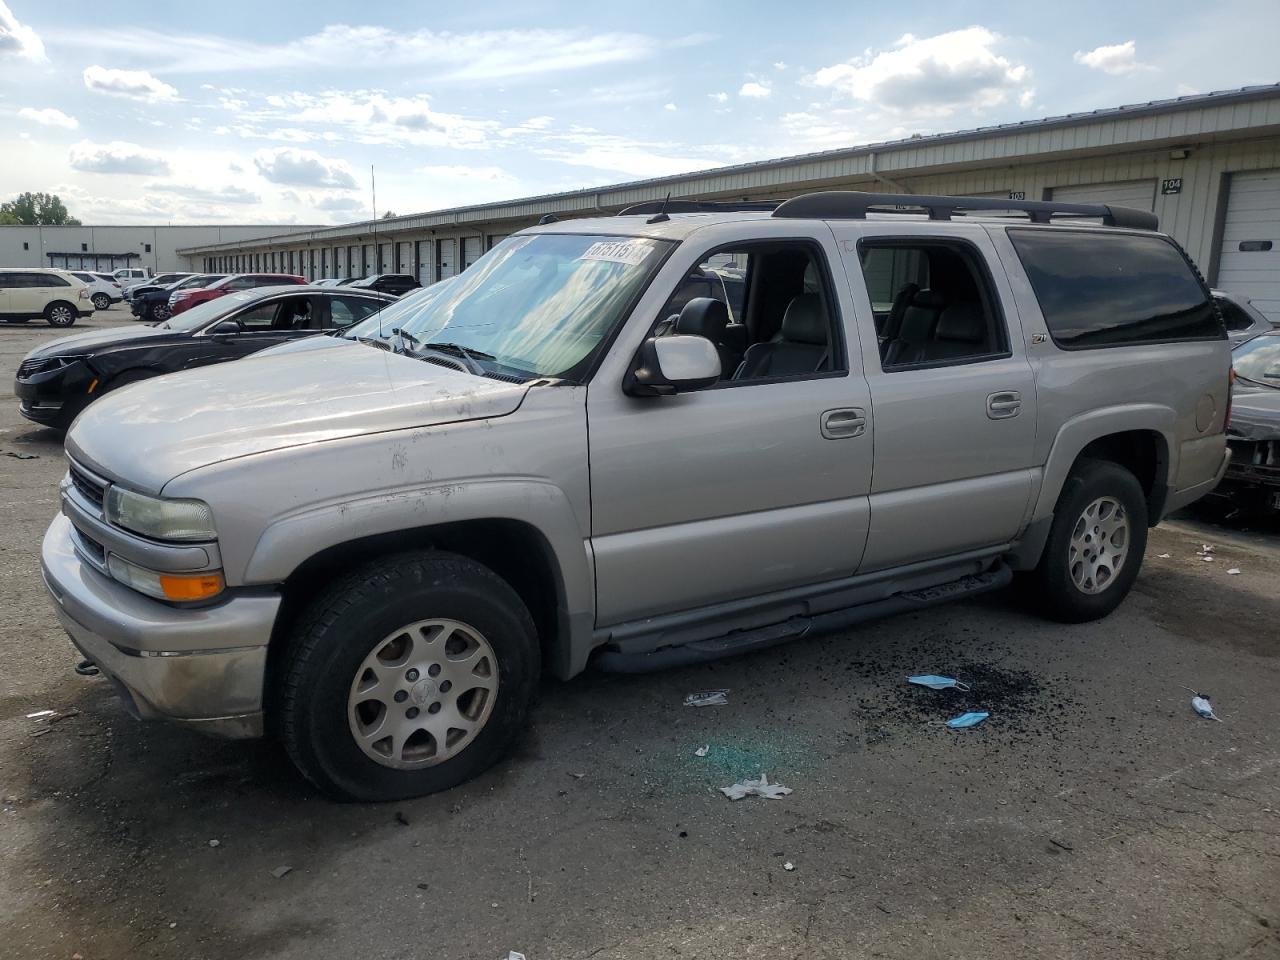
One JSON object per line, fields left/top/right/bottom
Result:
{"left": 253, "top": 147, "right": 358, "bottom": 189}
{"left": 739, "top": 81, "right": 771, "bottom": 98}
{"left": 416, "top": 165, "right": 516, "bottom": 183}
{"left": 68, "top": 140, "right": 171, "bottom": 176}
{"left": 18, "top": 107, "right": 78, "bottom": 129}
{"left": 0, "top": 1, "right": 44, "bottom": 60}
{"left": 313, "top": 195, "right": 364, "bottom": 211}
{"left": 808, "top": 27, "right": 1032, "bottom": 117}
{"left": 1073, "top": 41, "right": 1152, "bottom": 75}
{"left": 709, "top": 92, "right": 729, "bottom": 103}
{"left": 83, "top": 65, "right": 179, "bottom": 103}
{"left": 146, "top": 182, "right": 261, "bottom": 204}
{"left": 52, "top": 25, "right": 665, "bottom": 81}
{"left": 664, "top": 102, "right": 677, "bottom": 112}
{"left": 773, "top": 61, "right": 788, "bottom": 71}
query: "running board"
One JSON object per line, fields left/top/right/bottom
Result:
{"left": 593, "top": 563, "right": 1012, "bottom": 674}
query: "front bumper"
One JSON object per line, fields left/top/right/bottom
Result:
{"left": 14, "top": 363, "right": 93, "bottom": 427}
{"left": 41, "top": 514, "right": 279, "bottom": 738}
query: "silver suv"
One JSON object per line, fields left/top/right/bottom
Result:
{"left": 41, "top": 192, "right": 1232, "bottom": 801}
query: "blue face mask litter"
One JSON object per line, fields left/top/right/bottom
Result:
{"left": 907, "top": 675, "right": 972, "bottom": 692}
{"left": 945, "top": 712, "right": 990, "bottom": 729}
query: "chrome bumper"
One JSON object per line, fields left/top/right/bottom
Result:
{"left": 41, "top": 514, "right": 279, "bottom": 738}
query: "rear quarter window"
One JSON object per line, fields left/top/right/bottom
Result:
{"left": 1008, "top": 229, "right": 1223, "bottom": 349}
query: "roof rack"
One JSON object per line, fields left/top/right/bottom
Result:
{"left": 618, "top": 199, "right": 781, "bottom": 216}
{"left": 771, "top": 191, "right": 1159, "bottom": 231}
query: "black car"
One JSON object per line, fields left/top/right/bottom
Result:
{"left": 347, "top": 274, "right": 422, "bottom": 296}
{"left": 15, "top": 285, "right": 394, "bottom": 430}
{"left": 130, "top": 273, "right": 227, "bottom": 322}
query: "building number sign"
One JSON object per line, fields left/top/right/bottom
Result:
{"left": 1161, "top": 178, "right": 1183, "bottom": 195}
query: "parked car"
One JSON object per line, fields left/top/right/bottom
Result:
{"left": 68, "top": 271, "right": 123, "bottom": 311}
{"left": 132, "top": 274, "right": 227, "bottom": 322}
{"left": 346, "top": 274, "right": 422, "bottom": 296}
{"left": 0, "top": 268, "right": 93, "bottom": 327}
{"left": 14, "top": 286, "right": 393, "bottom": 430}
{"left": 169, "top": 273, "right": 306, "bottom": 315}
{"left": 111, "top": 267, "right": 151, "bottom": 285}
{"left": 314, "top": 278, "right": 346, "bottom": 287}
{"left": 41, "top": 191, "right": 1230, "bottom": 801}
{"left": 1213, "top": 331, "right": 1280, "bottom": 514}
{"left": 1214, "top": 289, "right": 1278, "bottom": 345}
{"left": 123, "top": 273, "right": 193, "bottom": 301}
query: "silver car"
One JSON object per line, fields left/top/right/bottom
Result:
{"left": 41, "top": 192, "right": 1232, "bottom": 800}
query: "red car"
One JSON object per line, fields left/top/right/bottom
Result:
{"left": 169, "top": 273, "right": 305, "bottom": 315}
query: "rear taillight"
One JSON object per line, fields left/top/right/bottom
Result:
{"left": 78, "top": 288, "right": 88, "bottom": 299}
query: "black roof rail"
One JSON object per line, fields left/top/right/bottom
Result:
{"left": 771, "top": 191, "right": 1159, "bottom": 231}
{"left": 618, "top": 199, "right": 781, "bottom": 216}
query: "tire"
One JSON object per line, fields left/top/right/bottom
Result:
{"left": 92, "top": 293, "right": 111, "bottom": 311}
{"left": 1027, "top": 458, "right": 1148, "bottom": 623}
{"left": 45, "top": 302, "right": 77, "bottom": 328}
{"left": 279, "top": 550, "right": 540, "bottom": 802}
{"left": 150, "top": 303, "right": 170, "bottom": 322}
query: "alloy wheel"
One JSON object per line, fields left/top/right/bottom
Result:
{"left": 347, "top": 618, "right": 499, "bottom": 770}
{"left": 1068, "top": 496, "right": 1130, "bottom": 595}
{"left": 47, "top": 304, "right": 75, "bottom": 327}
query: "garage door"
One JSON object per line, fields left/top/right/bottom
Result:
{"left": 1050, "top": 180, "right": 1156, "bottom": 211}
{"left": 1216, "top": 170, "right": 1280, "bottom": 323}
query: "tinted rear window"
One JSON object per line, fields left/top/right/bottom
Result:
{"left": 1009, "top": 229, "right": 1222, "bottom": 349}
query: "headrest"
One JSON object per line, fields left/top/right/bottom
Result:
{"left": 935, "top": 303, "right": 986, "bottom": 343}
{"left": 780, "top": 294, "right": 827, "bottom": 345}
{"left": 675, "top": 297, "right": 729, "bottom": 340}
{"left": 896, "top": 304, "right": 939, "bottom": 341}
{"left": 911, "top": 289, "right": 947, "bottom": 310}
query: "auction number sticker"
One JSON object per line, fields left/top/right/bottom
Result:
{"left": 578, "top": 240, "right": 653, "bottom": 266}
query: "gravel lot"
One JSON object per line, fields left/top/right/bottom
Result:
{"left": 1, "top": 309, "right": 1277, "bottom": 960}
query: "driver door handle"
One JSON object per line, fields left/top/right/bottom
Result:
{"left": 821, "top": 407, "right": 867, "bottom": 439}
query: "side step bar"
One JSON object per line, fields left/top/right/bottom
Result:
{"left": 594, "top": 563, "right": 1013, "bottom": 674}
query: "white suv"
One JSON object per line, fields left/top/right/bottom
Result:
{"left": 69, "top": 271, "right": 123, "bottom": 311}
{"left": 0, "top": 269, "right": 93, "bottom": 327}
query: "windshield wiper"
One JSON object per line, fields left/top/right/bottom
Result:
{"left": 1235, "top": 372, "right": 1280, "bottom": 390}
{"left": 419, "top": 341, "right": 491, "bottom": 375}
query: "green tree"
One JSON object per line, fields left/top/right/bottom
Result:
{"left": 381, "top": 210, "right": 397, "bottom": 219}
{"left": 0, "top": 192, "right": 81, "bottom": 226}
{"left": 0, "top": 210, "right": 20, "bottom": 225}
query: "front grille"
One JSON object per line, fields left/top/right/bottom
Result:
{"left": 1226, "top": 438, "right": 1280, "bottom": 480}
{"left": 69, "top": 463, "right": 107, "bottom": 510}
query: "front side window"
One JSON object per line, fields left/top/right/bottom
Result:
{"left": 1009, "top": 229, "right": 1222, "bottom": 349}
{"left": 653, "top": 242, "right": 841, "bottom": 383}
{"left": 162, "top": 292, "right": 259, "bottom": 332}
{"left": 344, "top": 234, "right": 671, "bottom": 381}
{"left": 858, "top": 241, "right": 1009, "bottom": 369}
{"left": 1231, "top": 335, "right": 1280, "bottom": 389}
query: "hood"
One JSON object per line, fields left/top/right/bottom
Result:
{"left": 24, "top": 324, "right": 171, "bottom": 360}
{"left": 66, "top": 339, "right": 530, "bottom": 493}
{"left": 1228, "top": 384, "right": 1280, "bottom": 441}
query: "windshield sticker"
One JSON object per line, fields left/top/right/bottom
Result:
{"left": 577, "top": 240, "right": 653, "bottom": 266}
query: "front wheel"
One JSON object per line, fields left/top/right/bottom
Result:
{"left": 278, "top": 551, "right": 540, "bottom": 802}
{"left": 1027, "top": 458, "right": 1148, "bottom": 623}
{"left": 92, "top": 293, "right": 111, "bottom": 311}
{"left": 45, "top": 302, "right": 77, "bottom": 327}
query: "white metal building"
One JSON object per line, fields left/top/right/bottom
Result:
{"left": 181, "top": 83, "right": 1280, "bottom": 321}
{"left": 0, "top": 224, "right": 320, "bottom": 275}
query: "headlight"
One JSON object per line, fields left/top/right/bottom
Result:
{"left": 107, "top": 555, "right": 225, "bottom": 602}
{"left": 104, "top": 487, "right": 216, "bottom": 541}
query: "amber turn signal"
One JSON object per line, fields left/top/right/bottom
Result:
{"left": 158, "top": 572, "right": 225, "bottom": 602}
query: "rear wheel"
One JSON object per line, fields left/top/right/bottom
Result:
{"left": 1027, "top": 458, "right": 1148, "bottom": 623}
{"left": 91, "top": 293, "right": 111, "bottom": 311}
{"left": 45, "top": 302, "right": 76, "bottom": 328}
{"left": 279, "top": 551, "right": 540, "bottom": 802}
{"left": 150, "top": 303, "right": 170, "bottom": 322}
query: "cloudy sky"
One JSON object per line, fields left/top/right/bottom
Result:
{"left": 1, "top": 0, "right": 1277, "bottom": 226}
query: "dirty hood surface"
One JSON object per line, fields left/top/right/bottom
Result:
{"left": 67, "top": 339, "right": 529, "bottom": 492}
{"left": 1228, "top": 385, "right": 1280, "bottom": 441}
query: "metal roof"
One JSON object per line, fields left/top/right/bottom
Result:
{"left": 181, "top": 83, "right": 1280, "bottom": 255}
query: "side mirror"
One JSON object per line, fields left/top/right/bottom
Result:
{"left": 625, "top": 335, "right": 721, "bottom": 397}
{"left": 209, "top": 320, "right": 241, "bottom": 339}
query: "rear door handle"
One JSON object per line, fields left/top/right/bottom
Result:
{"left": 821, "top": 407, "right": 867, "bottom": 439}
{"left": 987, "top": 391, "right": 1022, "bottom": 420}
